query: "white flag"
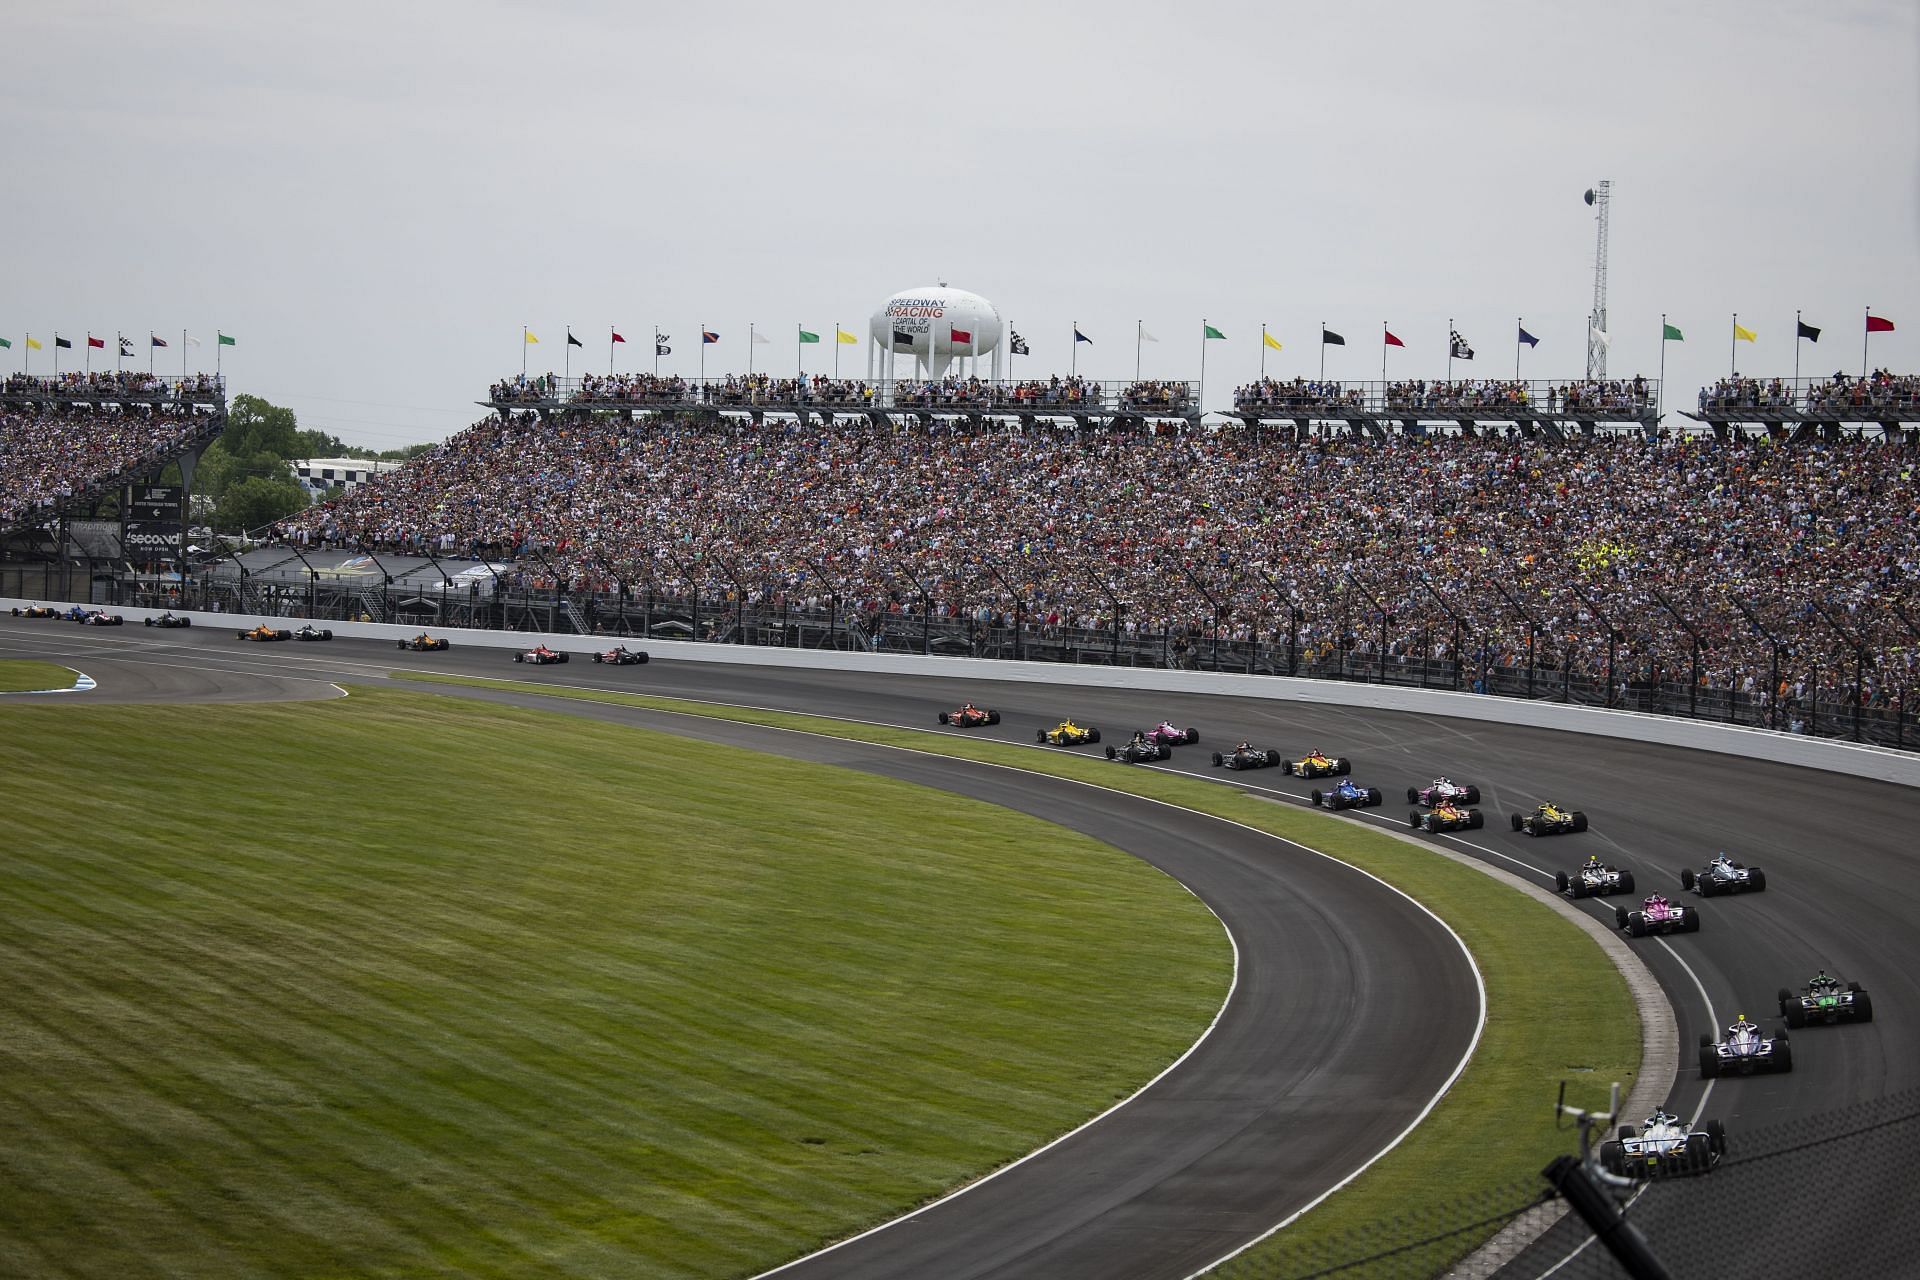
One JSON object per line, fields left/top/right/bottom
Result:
{"left": 751, "top": 330, "right": 771, "bottom": 345}
{"left": 185, "top": 333, "right": 203, "bottom": 347}
{"left": 1590, "top": 325, "right": 1611, "bottom": 349}
{"left": 1139, "top": 327, "right": 1159, "bottom": 343}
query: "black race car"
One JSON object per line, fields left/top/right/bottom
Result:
{"left": 591, "top": 645, "right": 649, "bottom": 665}
{"left": 1554, "top": 858, "right": 1635, "bottom": 899}
{"left": 1777, "top": 972, "right": 1872, "bottom": 1027}
{"left": 1210, "top": 744, "right": 1284, "bottom": 770}
{"left": 293, "top": 625, "right": 333, "bottom": 641}
{"left": 1699, "top": 1017, "right": 1791, "bottom": 1078}
{"left": 1408, "top": 802, "right": 1484, "bottom": 832}
{"left": 1681, "top": 854, "right": 1765, "bottom": 896}
{"left": 1511, "top": 803, "right": 1588, "bottom": 836}
{"left": 397, "top": 634, "right": 451, "bottom": 651}
{"left": 10, "top": 605, "right": 61, "bottom": 618}
{"left": 1311, "top": 779, "right": 1384, "bottom": 810}
{"left": 1106, "top": 736, "right": 1172, "bottom": 764}
{"left": 143, "top": 612, "right": 192, "bottom": 628}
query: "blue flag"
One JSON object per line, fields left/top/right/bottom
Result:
{"left": 1518, "top": 326, "right": 1540, "bottom": 348}
{"left": 1074, "top": 327, "right": 1092, "bottom": 344}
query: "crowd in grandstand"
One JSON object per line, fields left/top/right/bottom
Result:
{"left": 1805, "top": 370, "right": 1920, "bottom": 415}
{"left": 490, "top": 372, "right": 1192, "bottom": 415}
{"left": 3, "top": 371, "right": 223, "bottom": 400}
{"left": 1235, "top": 378, "right": 1655, "bottom": 417}
{"left": 0, "top": 405, "right": 213, "bottom": 528}
{"left": 277, "top": 409, "right": 1920, "bottom": 716}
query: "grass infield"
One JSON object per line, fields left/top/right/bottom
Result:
{"left": 0, "top": 659, "right": 78, "bottom": 692}
{"left": 402, "top": 672, "right": 1643, "bottom": 1274}
{"left": 0, "top": 688, "right": 1227, "bottom": 1279}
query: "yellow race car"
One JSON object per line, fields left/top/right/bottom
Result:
{"left": 1282, "top": 749, "right": 1351, "bottom": 778}
{"left": 1037, "top": 719, "right": 1102, "bottom": 747}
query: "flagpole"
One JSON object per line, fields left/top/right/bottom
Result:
{"left": 86, "top": 333, "right": 92, "bottom": 375}
{"left": 1071, "top": 321, "right": 1078, "bottom": 378}
{"left": 798, "top": 324, "right": 803, "bottom": 381}
{"left": 523, "top": 326, "right": 528, "bottom": 377}
{"left": 1261, "top": 323, "right": 1268, "bottom": 379}
{"left": 654, "top": 327, "right": 661, "bottom": 379}
{"left": 1729, "top": 312, "right": 1737, "bottom": 379}
{"left": 1319, "top": 321, "right": 1327, "bottom": 382}
{"left": 1658, "top": 314, "right": 1668, "bottom": 424}
{"left": 1794, "top": 310, "right": 1801, "bottom": 385}
{"left": 700, "top": 324, "right": 706, "bottom": 384}
{"left": 1135, "top": 320, "right": 1142, "bottom": 382}
{"left": 611, "top": 326, "right": 616, "bottom": 377}
{"left": 182, "top": 329, "right": 187, "bottom": 379}
{"left": 216, "top": 333, "right": 221, "bottom": 378}
{"left": 1447, "top": 317, "right": 1453, "bottom": 383}
{"left": 1863, "top": 306, "right": 1871, "bottom": 377}
{"left": 149, "top": 332, "right": 155, "bottom": 377}
{"left": 1198, "top": 319, "right": 1208, "bottom": 414}
{"left": 748, "top": 322, "right": 755, "bottom": 377}
{"left": 1381, "top": 322, "right": 1388, "bottom": 384}
{"left": 23, "top": 334, "right": 29, "bottom": 375}
{"left": 1515, "top": 317, "right": 1522, "bottom": 382}
{"left": 565, "top": 329, "right": 572, "bottom": 384}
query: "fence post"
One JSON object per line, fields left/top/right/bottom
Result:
{"left": 1542, "top": 1156, "right": 1675, "bottom": 1280}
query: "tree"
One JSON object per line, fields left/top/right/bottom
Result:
{"left": 215, "top": 475, "right": 308, "bottom": 533}
{"left": 223, "top": 394, "right": 302, "bottom": 460}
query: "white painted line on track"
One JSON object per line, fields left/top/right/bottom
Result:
{"left": 0, "top": 666, "right": 93, "bottom": 695}
{"left": 407, "top": 674, "right": 1488, "bottom": 1280}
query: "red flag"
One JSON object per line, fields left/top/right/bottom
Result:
{"left": 950, "top": 327, "right": 973, "bottom": 345}
{"left": 86, "top": 334, "right": 106, "bottom": 349}
{"left": 611, "top": 330, "right": 626, "bottom": 343}
{"left": 1867, "top": 314, "right": 1896, "bottom": 334}
{"left": 1384, "top": 330, "right": 1405, "bottom": 348}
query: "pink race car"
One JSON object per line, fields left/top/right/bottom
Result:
{"left": 1614, "top": 893, "right": 1701, "bottom": 937}
{"left": 1144, "top": 720, "right": 1200, "bottom": 747}
{"left": 1408, "top": 776, "right": 1482, "bottom": 807}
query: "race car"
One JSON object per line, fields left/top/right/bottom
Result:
{"left": 1598, "top": 1109, "right": 1726, "bottom": 1179}
{"left": 1144, "top": 720, "right": 1200, "bottom": 747}
{"left": 1698, "top": 1015, "right": 1791, "bottom": 1078}
{"left": 1777, "top": 971, "right": 1873, "bottom": 1027}
{"left": 142, "top": 612, "right": 192, "bottom": 628}
{"left": 293, "top": 625, "right": 333, "bottom": 641}
{"left": 9, "top": 605, "right": 60, "bottom": 618}
{"left": 1037, "top": 719, "right": 1101, "bottom": 746}
{"left": 1408, "top": 777, "right": 1481, "bottom": 807}
{"left": 1282, "top": 749, "right": 1351, "bottom": 778}
{"left": 237, "top": 623, "right": 291, "bottom": 641}
{"left": 74, "top": 609, "right": 124, "bottom": 626}
{"left": 937, "top": 703, "right": 999, "bottom": 727}
{"left": 591, "top": 645, "right": 650, "bottom": 665}
{"left": 1312, "top": 778, "right": 1384, "bottom": 810}
{"left": 1680, "top": 853, "right": 1766, "bottom": 896}
{"left": 397, "top": 634, "right": 451, "bottom": 651}
{"left": 513, "top": 644, "right": 569, "bottom": 664}
{"left": 61, "top": 605, "right": 92, "bottom": 622}
{"left": 1106, "top": 733, "right": 1172, "bottom": 764}
{"left": 1554, "top": 856, "right": 1635, "bottom": 899}
{"left": 1614, "top": 893, "right": 1700, "bottom": 937}
{"left": 1408, "top": 801, "right": 1484, "bottom": 832}
{"left": 1210, "top": 743, "right": 1284, "bottom": 770}
{"left": 1511, "top": 802, "right": 1588, "bottom": 836}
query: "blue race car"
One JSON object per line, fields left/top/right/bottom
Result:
{"left": 1311, "top": 778, "right": 1385, "bottom": 810}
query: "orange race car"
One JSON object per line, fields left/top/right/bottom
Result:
{"left": 236, "top": 623, "right": 291, "bottom": 641}
{"left": 397, "top": 633, "right": 451, "bottom": 651}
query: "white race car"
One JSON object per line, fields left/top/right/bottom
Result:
{"left": 1599, "top": 1109, "right": 1726, "bottom": 1179}
{"left": 1699, "top": 1017, "right": 1791, "bottom": 1078}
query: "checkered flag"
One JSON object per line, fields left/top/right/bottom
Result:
{"left": 1449, "top": 329, "right": 1475, "bottom": 361}
{"left": 1010, "top": 330, "right": 1030, "bottom": 356}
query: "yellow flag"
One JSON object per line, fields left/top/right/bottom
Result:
{"left": 525, "top": 330, "right": 540, "bottom": 345}
{"left": 1734, "top": 323, "right": 1756, "bottom": 342}
{"left": 836, "top": 328, "right": 858, "bottom": 345}
{"left": 26, "top": 336, "right": 43, "bottom": 350}
{"left": 1263, "top": 331, "right": 1284, "bottom": 351}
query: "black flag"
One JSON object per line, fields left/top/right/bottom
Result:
{"left": 1322, "top": 329, "right": 1345, "bottom": 347}
{"left": 566, "top": 330, "right": 584, "bottom": 348}
{"left": 1797, "top": 320, "right": 1821, "bottom": 343}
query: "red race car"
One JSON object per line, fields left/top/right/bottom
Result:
{"left": 591, "top": 644, "right": 649, "bottom": 665}
{"left": 938, "top": 703, "right": 1000, "bottom": 727}
{"left": 513, "top": 644, "right": 569, "bottom": 664}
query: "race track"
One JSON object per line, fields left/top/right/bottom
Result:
{"left": 4, "top": 616, "right": 1914, "bottom": 1278}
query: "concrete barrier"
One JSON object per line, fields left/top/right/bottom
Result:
{"left": 10, "top": 596, "right": 1917, "bottom": 787}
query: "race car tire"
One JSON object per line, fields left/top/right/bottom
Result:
{"left": 1510, "top": 811, "right": 1524, "bottom": 831}
{"left": 1463, "top": 786, "right": 1481, "bottom": 805}
{"left": 397, "top": 640, "right": 409, "bottom": 649}
{"left": 1699, "top": 1031, "right": 1714, "bottom": 1048}
{"left": 143, "top": 617, "right": 154, "bottom": 626}
{"left": 1705, "top": 1119, "right": 1727, "bottom": 1158}
{"left": 1775, "top": 1035, "right": 1792, "bottom": 1071}
{"left": 1681, "top": 867, "right": 1696, "bottom": 891}
{"left": 513, "top": 654, "right": 524, "bottom": 662}
{"left": 1105, "top": 746, "right": 1117, "bottom": 760}
{"left": 1748, "top": 868, "right": 1765, "bottom": 891}
{"left": 938, "top": 712, "right": 950, "bottom": 724}
{"left": 1554, "top": 871, "right": 1570, "bottom": 894}
{"left": 557, "top": 653, "right": 568, "bottom": 663}
{"left": 1615, "top": 907, "right": 1631, "bottom": 931}
{"left": 1684, "top": 910, "right": 1702, "bottom": 933}
{"left": 1617, "top": 871, "right": 1635, "bottom": 895}
{"left": 593, "top": 654, "right": 604, "bottom": 662}
{"left": 634, "top": 652, "right": 649, "bottom": 663}
{"left": 1412, "top": 788, "right": 1424, "bottom": 805}
{"left": 1566, "top": 811, "right": 1586, "bottom": 832}
{"left": 1407, "top": 811, "right": 1422, "bottom": 829}
{"left": 1699, "top": 1044, "right": 1719, "bottom": 1078}
{"left": 1335, "top": 757, "right": 1352, "bottom": 776}
{"left": 1310, "top": 790, "right": 1324, "bottom": 807}
{"left": 1467, "top": 810, "right": 1484, "bottom": 830}
{"left": 1089, "top": 728, "right": 1101, "bottom": 744}
{"left": 1600, "top": 1140, "right": 1626, "bottom": 1177}
{"left": 1364, "top": 788, "right": 1382, "bottom": 805}
{"left": 1618, "top": 1124, "right": 1637, "bottom": 1141}
{"left": 1282, "top": 761, "right": 1295, "bottom": 775}
{"left": 987, "top": 711, "right": 1000, "bottom": 725}
{"left": 1684, "top": 1132, "right": 1715, "bottom": 1173}
{"left": 1156, "top": 745, "right": 1171, "bottom": 760}
{"left": 1186, "top": 728, "right": 1199, "bottom": 744}
{"left": 1210, "top": 752, "right": 1224, "bottom": 767}
{"left": 1570, "top": 878, "right": 1588, "bottom": 900}
{"left": 1785, "top": 1003, "right": 1806, "bottom": 1029}
{"left": 1036, "top": 729, "right": 1048, "bottom": 743}
{"left": 1856, "top": 992, "right": 1874, "bottom": 1022}
{"left": 1777, "top": 987, "right": 1792, "bottom": 1011}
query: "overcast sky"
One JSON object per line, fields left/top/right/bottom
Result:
{"left": 6, "top": 1, "right": 1917, "bottom": 447}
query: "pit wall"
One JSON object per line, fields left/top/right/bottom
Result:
{"left": 11, "top": 596, "right": 1917, "bottom": 788}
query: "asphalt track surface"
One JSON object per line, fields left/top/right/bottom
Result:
{"left": 5, "top": 617, "right": 1916, "bottom": 1278}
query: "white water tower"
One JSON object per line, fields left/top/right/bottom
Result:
{"left": 868, "top": 284, "right": 1005, "bottom": 382}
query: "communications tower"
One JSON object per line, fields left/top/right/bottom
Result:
{"left": 1585, "top": 181, "right": 1610, "bottom": 380}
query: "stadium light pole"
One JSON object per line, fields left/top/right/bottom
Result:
{"left": 1648, "top": 588, "right": 1708, "bottom": 722}
{"left": 1730, "top": 596, "right": 1787, "bottom": 730}
{"left": 803, "top": 555, "right": 842, "bottom": 651}
{"left": 1166, "top": 556, "right": 1228, "bottom": 672}
{"left": 882, "top": 551, "right": 935, "bottom": 657}
{"left": 1886, "top": 601, "right": 1920, "bottom": 750}
{"left": 1416, "top": 574, "right": 1473, "bottom": 693}
{"left": 662, "top": 549, "right": 701, "bottom": 645}
{"left": 1342, "top": 571, "right": 1392, "bottom": 686}
{"left": 981, "top": 554, "right": 1026, "bottom": 663}
{"left": 356, "top": 542, "right": 395, "bottom": 624}
{"left": 1567, "top": 579, "right": 1625, "bottom": 711}
{"left": 1807, "top": 597, "right": 1870, "bottom": 743}
{"left": 1483, "top": 576, "right": 1546, "bottom": 701}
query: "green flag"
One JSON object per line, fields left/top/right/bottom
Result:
{"left": 797, "top": 329, "right": 820, "bottom": 344}
{"left": 1662, "top": 323, "right": 1684, "bottom": 342}
{"left": 1203, "top": 324, "right": 1225, "bottom": 340}
{"left": 217, "top": 332, "right": 236, "bottom": 346}
{"left": 0, "top": 337, "right": 11, "bottom": 349}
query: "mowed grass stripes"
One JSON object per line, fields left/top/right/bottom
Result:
{"left": 0, "top": 659, "right": 77, "bottom": 692}
{"left": 0, "top": 688, "right": 1228, "bottom": 1279}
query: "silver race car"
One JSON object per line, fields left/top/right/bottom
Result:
{"left": 1698, "top": 1016, "right": 1791, "bottom": 1078}
{"left": 1599, "top": 1109, "right": 1726, "bottom": 1179}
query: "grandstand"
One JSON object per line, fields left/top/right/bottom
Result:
{"left": 1685, "top": 371, "right": 1920, "bottom": 438}
{"left": 0, "top": 373, "right": 226, "bottom": 602}
{"left": 1228, "top": 378, "right": 1659, "bottom": 438}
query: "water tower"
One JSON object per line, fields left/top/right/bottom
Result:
{"left": 868, "top": 284, "right": 1005, "bottom": 382}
